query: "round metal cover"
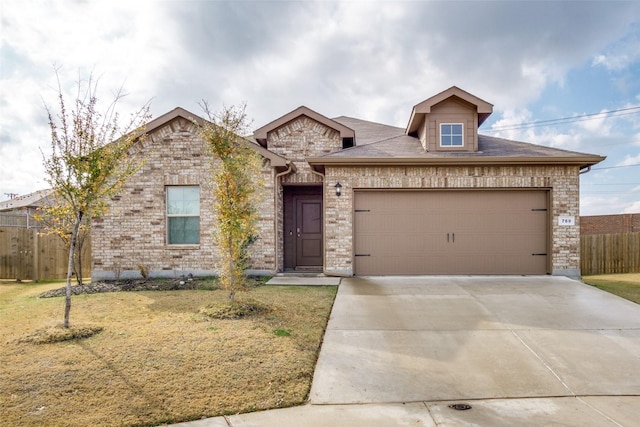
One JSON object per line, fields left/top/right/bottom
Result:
{"left": 448, "top": 403, "right": 472, "bottom": 411}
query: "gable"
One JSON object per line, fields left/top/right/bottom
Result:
{"left": 406, "top": 86, "right": 493, "bottom": 134}
{"left": 253, "top": 106, "right": 355, "bottom": 149}
{"left": 142, "top": 107, "right": 288, "bottom": 169}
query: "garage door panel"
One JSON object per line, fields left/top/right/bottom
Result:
{"left": 354, "top": 190, "right": 548, "bottom": 275}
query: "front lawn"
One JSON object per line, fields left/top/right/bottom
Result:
{"left": 0, "top": 279, "right": 337, "bottom": 426}
{"left": 582, "top": 273, "right": 640, "bottom": 304}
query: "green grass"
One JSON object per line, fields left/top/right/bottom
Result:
{"left": 582, "top": 273, "right": 640, "bottom": 304}
{"left": 0, "top": 280, "right": 337, "bottom": 427}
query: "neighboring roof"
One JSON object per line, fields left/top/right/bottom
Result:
{"left": 144, "top": 107, "right": 289, "bottom": 169}
{"left": 253, "top": 106, "right": 355, "bottom": 147}
{"left": 307, "top": 132, "right": 606, "bottom": 169}
{"left": 0, "top": 189, "right": 55, "bottom": 212}
{"left": 406, "top": 86, "right": 494, "bottom": 135}
{"left": 332, "top": 116, "right": 404, "bottom": 146}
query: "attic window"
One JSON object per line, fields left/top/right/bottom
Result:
{"left": 342, "top": 137, "right": 354, "bottom": 149}
{"left": 440, "top": 123, "right": 464, "bottom": 147}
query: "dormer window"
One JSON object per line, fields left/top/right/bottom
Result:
{"left": 440, "top": 123, "right": 464, "bottom": 147}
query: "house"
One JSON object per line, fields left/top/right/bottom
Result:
{"left": 581, "top": 213, "right": 640, "bottom": 235}
{"left": 91, "top": 86, "right": 605, "bottom": 281}
{"left": 0, "top": 189, "right": 54, "bottom": 228}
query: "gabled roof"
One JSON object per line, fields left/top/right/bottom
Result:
{"left": 0, "top": 189, "right": 55, "bottom": 212}
{"left": 406, "top": 86, "right": 494, "bottom": 135}
{"left": 253, "top": 106, "right": 355, "bottom": 147}
{"left": 144, "top": 107, "right": 289, "bottom": 168}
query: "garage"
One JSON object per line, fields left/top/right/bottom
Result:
{"left": 353, "top": 190, "right": 549, "bottom": 275}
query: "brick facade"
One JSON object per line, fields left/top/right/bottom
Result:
{"left": 580, "top": 213, "right": 640, "bottom": 235}
{"left": 91, "top": 117, "right": 277, "bottom": 280}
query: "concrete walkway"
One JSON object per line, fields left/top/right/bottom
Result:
{"left": 171, "top": 276, "right": 640, "bottom": 426}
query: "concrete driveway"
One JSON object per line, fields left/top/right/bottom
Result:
{"left": 308, "top": 276, "right": 640, "bottom": 424}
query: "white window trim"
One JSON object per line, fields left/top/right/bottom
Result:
{"left": 166, "top": 186, "right": 200, "bottom": 246}
{"left": 440, "top": 123, "right": 464, "bottom": 147}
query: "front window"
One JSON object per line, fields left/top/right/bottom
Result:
{"left": 440, "top": 123, "right": 464, "bottom": 147}
{"left": 166, "top": 186, "right": 200, "bottom": 245}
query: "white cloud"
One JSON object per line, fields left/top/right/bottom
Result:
{"left": 592, "top": 23, "right": 640, "bottom": 71}
{"left": 623, "top": 200, "right": 640, "bottom": 213}
{"left": 616, "top": 153, "right": 640, "bottom": 166}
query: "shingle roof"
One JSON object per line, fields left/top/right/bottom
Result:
{"left": 0, "top": 189, "right": 55, "bottom": 212}
{"left": 308, "top": 117, "right": 605, "bottom": 168}
{"left": 332, "top": 116, "right": 404, "bottom": 146}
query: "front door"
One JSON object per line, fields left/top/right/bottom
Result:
{"left": 283, "top": 186, "right": 323, "bottom": 271}
{"left": 295, "top": 197, "right": 323, "bottom": 268}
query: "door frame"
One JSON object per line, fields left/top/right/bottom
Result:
{"left": 283, "top": 185, "right": 324, "bottom": 271}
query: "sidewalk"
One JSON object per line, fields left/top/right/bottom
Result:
{"left": 171, "top": 396, "right": 639, "bottom": 426}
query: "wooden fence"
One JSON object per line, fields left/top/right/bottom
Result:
{"left": 581, "top": 232, "right": 640, "bottom": 276}
{"left": 0, "top": 226, "right": 91, "bottom": 280}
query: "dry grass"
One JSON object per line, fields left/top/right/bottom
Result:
{"left": 582, "top": 273, "right": 640, "bottom": 304}
{"left": 0, "top": 280, "right": 337, "bottom": 426}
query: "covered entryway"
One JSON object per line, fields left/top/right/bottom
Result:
{"left": 354, "top": 190, "right": 549, "bottom": 275}
{"left": 283, "top": 186, "right": 323, "bottom": 271}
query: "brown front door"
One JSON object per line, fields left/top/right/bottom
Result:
{"left": 284, "top": 187, "right": 323, "bottom": 270}
{"left": 295, "top": 197, "right": 323, "bottom": 268}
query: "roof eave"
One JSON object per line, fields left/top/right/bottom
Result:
{"left": 308, "top": 155, "right": 606, "bottom": 170}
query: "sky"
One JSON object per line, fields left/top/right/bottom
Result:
{"left": 1, "top": 0, "right": 639, "bottom": 216}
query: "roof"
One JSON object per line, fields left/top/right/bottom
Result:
{"left": 332, "top": 116, "right": 404, "bottom": 146}
{"left": 307, "top": 117, "right": 606, "bottom": 169}
{"left": 0, "top": 189, "right": 55, "bottom": 212}
{"left": 145, "top": 107, "right": 289, "bottom": 169}
{"left": 406, "top": 86, "right": 494, "bottom": 135}
{"left": 253, "top": 106, "right": 355, "bottom": 146}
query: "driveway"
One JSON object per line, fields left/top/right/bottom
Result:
{"left": 308, "top": 276, "right": 640, "bottom": 423}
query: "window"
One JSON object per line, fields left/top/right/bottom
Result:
{"left": 440, "top": 123, "right": 464, "bottom": 147}
{"left": 166, "top": 186, "right": 200, "bottom": 245}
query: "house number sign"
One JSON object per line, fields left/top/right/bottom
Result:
{"left": 558, "top": 216, "right": 575, "bottom": 226}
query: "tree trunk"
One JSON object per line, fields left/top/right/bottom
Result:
{"left": 63, "top": 212, "right": 83, "bottom": 328}
{"left": 75, "top": 233, "right": 84, "bottom": 285}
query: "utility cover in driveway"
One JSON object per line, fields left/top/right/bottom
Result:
{"left": 354, "top": 190, "right": 548, "bottom": 275}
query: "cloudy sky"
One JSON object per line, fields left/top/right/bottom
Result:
{"left": 1, "top": 0, "right": 639, "bottom": 215}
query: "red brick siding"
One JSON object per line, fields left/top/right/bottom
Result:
{"left": 580, "top": 214, "right": 640, "bottom": 235}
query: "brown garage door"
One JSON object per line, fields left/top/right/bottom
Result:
{"left": 354, "top": 190, "right": 549, "bottom": 275}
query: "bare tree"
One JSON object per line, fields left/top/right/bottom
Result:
{"left": 42, "top": 70, "right": 151, "bottom": 328}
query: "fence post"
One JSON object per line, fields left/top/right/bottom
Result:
{"left": 33, "top": 228, "right": 39, "bottom": 282}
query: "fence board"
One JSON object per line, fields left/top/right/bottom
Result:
{"left": 0, "top": 226, "right": 91, "bottom": 280}
{"left": 581, "top": 232, "right": 640, "bottom": 275}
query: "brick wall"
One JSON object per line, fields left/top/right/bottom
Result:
{"left": 580, "top": 213, "right": 640, "bottom": 235}
{"left": 266, "top": 116, "right": 341, "bottom": 184}
{"left": 323, "top": 165, "right": 581, "bottom": 277}
{"left": 91, "top": 117, "right": 277, "bottom": 280}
